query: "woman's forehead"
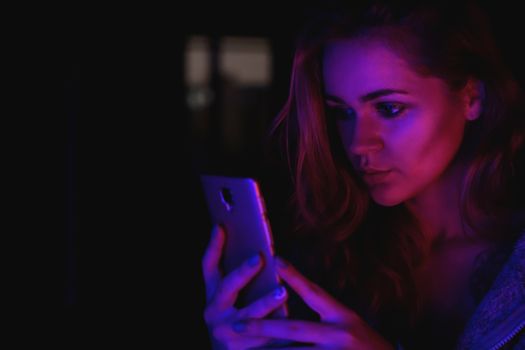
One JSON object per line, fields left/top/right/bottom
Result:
{"left": 323, "top": 37, "right": 409, "bottom": 70}
{"left": 323, "top": 40, "right": 416, "bottom": 92}
{"left": 322, "top": 38, "right": 452, "bottom": 104}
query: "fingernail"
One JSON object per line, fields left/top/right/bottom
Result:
{"left": 247, "top": 253, "right": 261, "bottom": 267}
{"left": 275, "top": 256, "right": 288, "bottom": 269}
{"left": 232, "top": 321, "right": 246, "bottom": 333}
{"left": 273, "top": 286, "right": 287, "bottom": 299}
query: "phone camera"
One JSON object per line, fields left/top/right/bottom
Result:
{"left": 220, "top": 187, "right": 234, "bottom": 212}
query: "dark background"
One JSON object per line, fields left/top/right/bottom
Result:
{"left": 39, "top": 1, "right": 523, "bottom": 347}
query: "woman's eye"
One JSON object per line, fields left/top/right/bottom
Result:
{"left": 376, "top": 102, "right": 406, "bottom": 118}
{"left": 326, "top": 106, "right": 356, "bottom": 121}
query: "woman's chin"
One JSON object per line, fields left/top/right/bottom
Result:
{"left": 370, "top": 188, "right": 405, "bottom": 207}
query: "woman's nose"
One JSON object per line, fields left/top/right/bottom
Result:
{"left": 348, "top": 117, "right": 384, "bottom": 156}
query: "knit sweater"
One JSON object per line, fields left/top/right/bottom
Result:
{"left": 456, "top": 231, "right": 525, "bottom": 350}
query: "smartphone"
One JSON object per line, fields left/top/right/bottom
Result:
{"left": 200, "top": 174, "right": 288, "bottom": 318}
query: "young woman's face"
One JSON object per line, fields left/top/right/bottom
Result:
{"left": 322, "top": 39, "right": 470, "bottom": 206}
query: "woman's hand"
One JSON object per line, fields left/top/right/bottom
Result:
{"left": 230, "top": 257, "right": 394, "bottom": 350}
{"left": 201, "top": 225, "right": 289, "bottom": 350}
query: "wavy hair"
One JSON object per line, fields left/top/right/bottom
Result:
{"left": 269, "top": 0, "right": 525, "bottom": 322}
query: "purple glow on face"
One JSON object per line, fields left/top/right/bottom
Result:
{"left": 323, "top": 39, "right": 468, "bottom": 206}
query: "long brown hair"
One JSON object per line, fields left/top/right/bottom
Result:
{"left": 269, "top": 0, "right": 525, "bottom": 322}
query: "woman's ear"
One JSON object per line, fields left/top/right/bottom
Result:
{"left": 462, "top": 78, "right": 485, "bottom": 121}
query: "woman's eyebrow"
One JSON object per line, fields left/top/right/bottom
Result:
{"left": 324, "top": 89, "right": 409, "bottom": 104}
{"left": 360, "top": 89, "right": 408, "bottom": 102}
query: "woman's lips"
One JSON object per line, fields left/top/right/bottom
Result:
{"left": 362, "top": 170, "right": 392, "bottom": 185}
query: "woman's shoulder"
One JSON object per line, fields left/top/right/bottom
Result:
{"left": 457, "top": 229, "right": 525, "bottom": 350}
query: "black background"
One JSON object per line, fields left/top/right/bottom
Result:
{"left": 17, "top": 1, "right": 523, "bottom": 347}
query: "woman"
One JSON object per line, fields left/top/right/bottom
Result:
{"left": 202, "top": 1, "right": 525, "bottom": 349}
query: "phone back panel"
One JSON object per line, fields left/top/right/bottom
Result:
{"left": 200, "top": 175, "right": 284, "bottom": 312}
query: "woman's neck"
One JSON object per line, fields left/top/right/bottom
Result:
{"left": 404, "top": 162, "right": 478, "bottom": 253}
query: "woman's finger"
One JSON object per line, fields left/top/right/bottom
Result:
{"left": 275, "top": 257, "right": 356, "bottom": 322}
{"left": 237, "top": 285, "right": 288, "bottom": 319}
{"left": 202, "top": 225, "right": 226, "bottom": 302}
{"left": 212, "top": 253, "right": 264, "bottom": 310}
{"left": 266, "top": 348, "right": 324, "bottom": 350}
{"left": 232, "top": 319, "right": 351, "bottom": 345}
{"left": 212, "top": 323, "right": 271, "bottom": 349}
